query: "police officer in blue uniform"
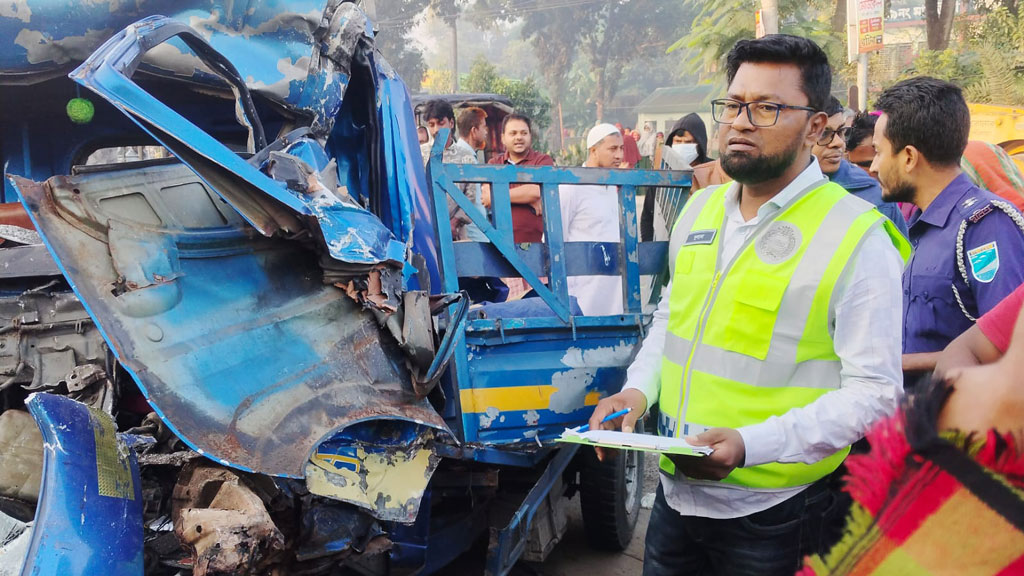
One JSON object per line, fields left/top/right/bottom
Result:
{"left": 871, "top": 77, "right": 1024, "bottom": 369}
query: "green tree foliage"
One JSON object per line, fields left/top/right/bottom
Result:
{"left": 462, "top": 56, "right": 502, "bottom": 92}
{"left": 965, "top": 45, "right": 1024, "bottom": 106}
{"left": 475, "top": 0, "right": 688, "bottom": 122}
{"left": 462, "top": 56, "right": 553, "bottom": 131}
{"left": 904, "top": 49, "right": 978, "bottom": 84}
{"left": 670, "top": 0, "right": 847, "bottom": 85}
{"left": 902, "top": 6, "right": 1024, "bottom": 106}
{"left": 374, "top": 0, "right": 432, "bottom": 91}
{"left": 372, "top": 0, "right": 469, "bottom": 92}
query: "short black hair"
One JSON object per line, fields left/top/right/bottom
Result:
{"left": 846, "top": 111, "right": 877, "bottom": 149}
{"left": 422, "top": 99, "right": 455, "bottom": 124}
{"left": 874, "top": 76, "right": 969, "bottom": 167}
{"left": 725, "top": 34, "right": 832, "bottom": 112}
{"left": 824, "top": 96, "right": 844, "bottom": 117}
{"left": 501, "top": 113, "right": 533, "bottom": 134}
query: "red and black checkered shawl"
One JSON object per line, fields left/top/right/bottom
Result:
{"left": 800, "top": 380, "right": 1024, "bottom": 575}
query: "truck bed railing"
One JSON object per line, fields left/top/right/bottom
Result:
{"left": 427, "top": 129, "right": 692, "bottom": 325}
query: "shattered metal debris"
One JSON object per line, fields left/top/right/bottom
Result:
{"left": 137, "top": 450, "right": 203, "bottom": 468}
{"left": 305, "top": 425, "right": 443, "bottom": 524}
{"left": 172, "top": 463, "right": 285, "bottom": 576}
{"left": 296, "top": 501, "right": 385, "bottom": 562}
{"left": 24, "top": 364, "right": 116, "bottom": 415}
{"left": 0, "top": 510, "right": 31, "bottom": 576}
{"left": 338, "top": 267, "right": 401, "bottom": 313}
{"left": 0, "top": 286, "right": 108, "bottom": 411}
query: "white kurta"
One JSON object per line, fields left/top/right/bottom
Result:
{"left": 557, "top": 180, "right": 623, "bottom": 316}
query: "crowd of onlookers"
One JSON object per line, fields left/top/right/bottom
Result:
{"left": 412, "top": 88, "right": 1024, "bottom": 340}
{"left": 417, "top": 38, "right": 1024, "bottom": 570}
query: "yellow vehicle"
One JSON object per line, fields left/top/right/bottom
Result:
{"left": 969, "top": 102, "right": 1024, "bottom": 156}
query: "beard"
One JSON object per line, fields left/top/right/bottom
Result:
{"left": 719, "top": 138, "right": 803, "bottom": 185}
{"left": 881, "top": 179, "right": 916, "bottom": 204}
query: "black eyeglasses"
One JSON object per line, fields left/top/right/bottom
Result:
{"left": 852, "top": 159, "right": 873, "bottom": 169}
{"left": 711, "top": 98, "right": 818, "bottom": 127}
{"left": 818, "top": 126, "right": 852, "bottom": 146}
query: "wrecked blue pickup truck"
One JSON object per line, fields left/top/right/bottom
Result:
{"left": 0, "top": 2, "right": 691, "bottom": 575}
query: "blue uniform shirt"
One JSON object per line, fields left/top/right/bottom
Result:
{"left": 903, "top": 173, "right": 1024, "bottom": 353}
{"left": 829, "top": 159, "right": 909, "bottom": 239}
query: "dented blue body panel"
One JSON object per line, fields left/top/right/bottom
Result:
{"left": 68, "top": 14, "right": 407, "bottom": 265}
{"left": 21, "top": 393, "right": 144, "bottom": 575}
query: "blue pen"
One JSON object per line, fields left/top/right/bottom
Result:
{"left": 574, "top": 407, "right": 632, "bottom": 433}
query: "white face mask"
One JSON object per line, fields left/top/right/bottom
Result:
{"left": 671, "top": 142, "right": 699, "bottom": 167}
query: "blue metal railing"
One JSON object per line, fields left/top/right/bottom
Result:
{"left": 427, "top": 129, "right": 692, "bottom": 325}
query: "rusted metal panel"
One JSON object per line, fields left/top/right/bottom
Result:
{"left": 10, "top": 167, "right": 450, "bottom": 479}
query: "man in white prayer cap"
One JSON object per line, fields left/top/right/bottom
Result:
{"left": 557, "top": 123, "right": 625, "bottom": 316}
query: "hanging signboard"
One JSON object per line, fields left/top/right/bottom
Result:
{"left": 858, "top": 0, "right": 884, "bottom": 53}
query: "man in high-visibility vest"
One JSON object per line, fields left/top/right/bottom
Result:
{"left": 587, "top": 35, "right": 910, "bottom": 575}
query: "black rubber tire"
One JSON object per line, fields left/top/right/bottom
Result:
{"left": 578, "top": 423, "right": 645, "bottom": 551}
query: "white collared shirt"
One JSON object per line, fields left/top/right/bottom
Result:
{"left": 623, "top": 157, "right": 904, "bottom": 518}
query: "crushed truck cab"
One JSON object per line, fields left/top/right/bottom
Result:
{"left": 0, "top": 2, "right": 691, "bottom": 574}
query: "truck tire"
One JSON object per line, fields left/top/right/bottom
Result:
{"left": 578, "top": 423, "right": 644, "bottom": 551}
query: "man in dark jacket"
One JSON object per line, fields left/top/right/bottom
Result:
{"left": 665, "top": 113, "right": 711, "bottom": 165}
{"left": 641, "top": 113, "right": 712, "bottom": 240}
{"left": 813, "top": 97, "right": 909, "bottom": 238}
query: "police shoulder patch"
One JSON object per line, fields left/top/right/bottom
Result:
{"left": 957, "top": 196, "right": 994, "bottom": 221}
{"left": 967, "top": 241, "right": 1000, "bottom": 283}
{"left": 968, "top": 204, "right": 994, "bottom": 223}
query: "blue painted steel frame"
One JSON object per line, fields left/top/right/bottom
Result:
{"left": 427, "top": 129, "right": 692, "bottom": 448}
{"left": 485, "top": 444, "right": 578, "bottom": 576}
{"left": 427, "top": 131, "right": 691, "bottom": 322}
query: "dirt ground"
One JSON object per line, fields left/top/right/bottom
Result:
{"left": 442, "top": 450, "right": 659, "bottom": 575}
{"left": 516, "top": 451, "right": 660, "bottom": 576}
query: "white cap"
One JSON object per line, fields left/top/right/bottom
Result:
{"left": 587, "top": 123, "right": 621, "bottom": 149}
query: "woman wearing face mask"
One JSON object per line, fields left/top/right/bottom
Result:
{"left": 640, "top": 113, "right": 712, "bottom": 241}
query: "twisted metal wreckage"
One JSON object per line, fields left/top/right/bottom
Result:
{"left": 0, "top": 1, "right": 692, "bottom": 574}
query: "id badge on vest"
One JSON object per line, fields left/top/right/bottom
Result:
{"left": 684, "top": 229, "right": 717, "bottom": 246}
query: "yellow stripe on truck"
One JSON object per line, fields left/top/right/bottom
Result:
{"left": 460, "top": 386, "right": 602, "bottom": 413}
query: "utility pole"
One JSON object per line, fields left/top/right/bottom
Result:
{"left": 558, "top": 101, "right": 565, "bottom": 151}
{"left": 847, "top": 0, "right": 860, "bottom": 109}
{"left": 450, "top": 19, "right": 459, "bottom": 92}
{"left": 847, "top": 0, "right": 882, "bottom": 111}
{"left": 857, "top": 52, "right": 868, "bottom": 112}
{"left": 761, "top": 0, "right": 779, "bottom": 35}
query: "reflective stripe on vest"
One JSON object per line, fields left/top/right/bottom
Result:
{"left": 657, "top": 180, "right": 911, "bottom": 489}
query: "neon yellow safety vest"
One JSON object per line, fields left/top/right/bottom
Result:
{"left": 658, "top": 179, "right": 911, "bottom": 489}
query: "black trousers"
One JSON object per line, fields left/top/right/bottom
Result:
{"left": 642, "top": 479, "right": 841, "bottom": 576}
